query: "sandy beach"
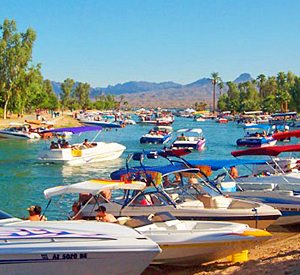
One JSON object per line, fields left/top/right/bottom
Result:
{"left": 1, "top": 113, "right": 300, "bottom": 274}
{"left": 144, "top": 226, "right": 300, "bottom": 275}
{"left": 0, "top": 112, "right": 81, "bottom": 129}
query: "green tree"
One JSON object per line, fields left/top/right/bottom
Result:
{"left": 226, "top": 82, "right": 240, "bottom": 113}
{"left": 0, "top": 19, "right": 36, "bottom": 119}
{"left": 43, "top": 79, "right": 59, "bottom": 110}
{"left": 256, "top": 74, "right": 266, "bottom": 97}
{"left": 289, "top": 76, "right": 300, "bottom": 112}
{"left": 60, "top": 78, "right": 74, "bottom": 111}
{"left": 211, "top": 72, "right": 221, "bottom": 113}
{"left": 276, "top": 72, "right": 291, "bottom": 112}
{"left": 74, "top": 82, "right": 90, "bottom": 109}
{"left": 217, "top": 94, "right": 228, "bottom": 111}
{"left": 217, "top": 81, "right": 224, "bottom": 96}
{"left": 239, "top": 81, "right": 260, "bottom": 111}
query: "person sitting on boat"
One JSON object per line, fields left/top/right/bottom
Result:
{"left": 61, "top": 141, "right": 71, "bottom": 148}
{"left": 178, "top": 133, "right": 187, "bottom": 141}
{"left": 98, "top": 189, "right": 112, "bottom": 202}
{"left": 188, "top": 175, "right": 199, "bottom": 185}
{"left": 162, "top": 175, "right": 174, "bottom": 188}
{"left": 50, "top": 141, "right": 58, "bottom": 149}
{"left": 229, "top": 166, "right": 239, "bottom": 179}
{"left": 82, "top": 138, "right": 92, "bottom": 148}
{"left": 27, "top": 205, "right": 47, "bottom": 221}
{"left": 173, "top": 173, "right": 181, "bottom": 185}
{"left": 95, "top": 206, "right": 118, "bottom": 223}
{"left": 71, "top": 202, "right": 83, "bottom": 220}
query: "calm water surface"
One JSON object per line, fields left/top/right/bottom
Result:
{"left": 0, "top": 117, "right": 259, "bottom": 219}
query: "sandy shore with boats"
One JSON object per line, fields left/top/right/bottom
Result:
{"left": 0, "top": 112, "right": 81, "bottom": 129}
{"left": 143, "top": 225, "right": 300, "bottom": 275}
{"left": 1, "top": 113, "right": 300, "bottom": 274}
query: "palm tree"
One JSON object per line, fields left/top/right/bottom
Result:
{"left": 218, "top": 81, "right": 224, "bottom": 96}
{"left": 211, "top": 72, "right": 221, "bottom": 113}
{"left": 256, "top": 74, "right": 266, "bottom": 97}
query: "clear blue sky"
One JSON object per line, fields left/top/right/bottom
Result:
{"left": 1, "top": 0, "right": 300, "bottom": 87}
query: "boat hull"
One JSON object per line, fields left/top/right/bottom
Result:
{"left": 236, "top": 137, "right": 276, "bottom": 147}
{"left": 140, "top": 134, "right": 172, "bottom": 144}
{"left": 172, "top": 139, "right": 206, "bottom": 151}
{"left": 154, "top": 236, "right": 268, "bottom": 265}
{"left": 0, "top": 220, "right": 160, "bottom": 275}
{"left": 83, "top": 201, "right": 281, "bottom": 229}
{"left": 0, "top": 131, "right": 40, "bottom": 140}
{"left": 0, "top": 251, "right": 156, "bottom": 275}
{"left": 39, "top": 142, "right": 126, "bottom": 165}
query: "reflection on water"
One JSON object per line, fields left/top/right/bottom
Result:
{"left": 60, "top": 158, "right": 125, "bottom": 179}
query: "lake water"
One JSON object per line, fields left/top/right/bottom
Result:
{"left": 0, "top": 117, "right": 289, "bottom": 219}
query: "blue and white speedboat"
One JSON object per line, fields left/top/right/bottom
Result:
{"left": 140, "top": 126, "right": 173, "bottom": 144}
{"left": 236, "top": 124, "right": 276, "bottom": 147}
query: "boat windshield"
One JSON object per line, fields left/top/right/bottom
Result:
{"left": 129, "top": 189, "right": 174, "bottom": 207}
{"left": 0, "top": 210, "right": 14, "bottom": 219}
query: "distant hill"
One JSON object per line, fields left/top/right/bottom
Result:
{"left": 233, "top": 73, "right": 253, "bottom": 83}
{"left": 51, "top": 73, "right": 253, "bottom": 107}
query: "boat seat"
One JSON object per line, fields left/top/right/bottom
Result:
{"left": 179, "top": 200, "right": 204, "bottom": 208}
{"left": 212, "top": 196, "right": 232, "bottom": 208}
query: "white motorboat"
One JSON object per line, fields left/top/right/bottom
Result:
{"left": 107, "top": 154, "right": 281, "bottom": 229}
{"left": 0, "top": 210, "right": 160, "bottom": 275}
{"left": 0, "top": 123, "right": 40, "bottom": 140}
{"left": 140, "top": 126, "right": 173, "bottom": 144}
{"left": 43, "top": 181, "right": 271, "bottom": 266}
{"left": 39, "top": 126, "right": 126, "bottom": 165}
{"left": 236, "top": 125, "right": 276, "bottom": 147}
{"left": 46, "top": 166, "right": 281, "bottom": 229}
{"left": 127, "top": 212, "right": 271, "bottom": 265}
{"left": 171, "top": 128, "right": 206, "bottom": 151}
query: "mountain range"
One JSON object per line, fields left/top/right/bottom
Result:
{"left": 51, "top": 73, "right": 253, "bottom": 108}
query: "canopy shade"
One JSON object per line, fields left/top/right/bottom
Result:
{"left": 42, "top": 126, "right": 102, "bottom": 134}
{"left": 272, "top": 129, "right": 300, "bottom": 140}
{"left": 44, "top": 179, "right": 146, "bottom": 199}
{"left": 231, "top": 144, "right": 300, "bottom": 157}
{"left": 188, "top": 159, "right": 268, "bottom": 171}
{"left": 176, "top": 128, "right": 203, "bottom": 134}
{"left": 111, "top": 164, "right": 200, "bottom": 180}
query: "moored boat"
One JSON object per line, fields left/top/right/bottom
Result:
{"left": 0, "top": 123, "right": 40, "bottom": 140}
{"left": 171, "top": 128, "right": 206, "bottom": 151}
{"left": 0, "top": 210, "right": 160, "bottom": 275}
{"left": 140, "top": 126, "right": 173, "bottom": 144}
{"left": 39, "top": 126, "right": 126, "bottom": 165}
{"left": 236, "top": 125, "right": 276, "bottom": 147}
{"left": 44, "top": 181, "right": 272, "bottom": 266}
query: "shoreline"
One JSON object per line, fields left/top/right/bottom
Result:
{"left": 143, "top": 225, "right": 300, "bottom": 275}
{"left": 0, "top": 112, "right": 81, "bottom": 129}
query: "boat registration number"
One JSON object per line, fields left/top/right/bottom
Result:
{"left": 41, "top": 253, "right": 87, "bottom": 260}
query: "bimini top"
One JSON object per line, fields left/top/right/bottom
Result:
{"left": 176, "top": 128, "right": 203, "bottom": 134}
{"left": 111, "top": 163, "right": 199, "bottom": 180}
{"left": 188, "top": 159, "right": 268, "bottom": 171}
{"left": 273, "top": 129, "right": 300, "bottom": 140}
{"left": 42, "top": 125, "right": 102, "bottom": 134}
{"left": 243, "top": 124, "right": 270, "bottom": 130}
{"left": 231, "top": 144, "right": 300, "bottom": 157}
{"left": 44, "top": 179, "right": 146, "bottom": 199}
